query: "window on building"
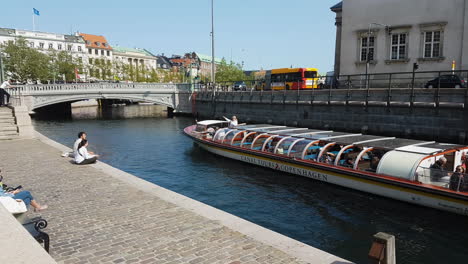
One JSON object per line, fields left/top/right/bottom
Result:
{"left": 58, "top": 44, "right": 62, "bottom": 50}
{"left": 78, "top": 46, "right": 82, "bottom": 52}
{"left": 101, "top": 50, "right": 104, "bottom": 56}
{"left": 424, "top": 31, "right": 441, "bottom": 58}
{"left": 107, "top": 50, "right": 110, "bottom": 56}
{"left": 360, "top": 36, "right": 375, "bottom": 62}
{"left": 39, "top": 42, "right": 44, "bottom": 49}
{"left": 86, "top": 40, "right": 91, "bottom": 45}
{"left": 30, "top": 42, "right": 35, "bottom": 48}
{"left": 95, "top": 49, "right": 98, "bottom": 55}
{"left": 78, "top": 57, "right": 82, "bottom": 63}
{"left": 390, "top": 33, "right": 407, "bottom": 60}
{"left": 49, "top": 43, "right": 53, "bottom": 49}
{"left": 103, "top": 43, "right": 107, "bottom": 47}
{"left": 95, "top": 41, "right": 101, "bottom": 47}
{"left": 88, "top": 48, "right": 92, "bottom": 54}
{"left": 68, "top": 45, "right": 72, "bottom": 51}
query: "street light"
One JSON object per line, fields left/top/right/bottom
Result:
{"left": 211, "top": 0, "right": 216, "bottom": 95}
{"left": 365, "top": 23, "right": 389, "bottom": 89}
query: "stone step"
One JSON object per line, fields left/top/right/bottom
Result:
{"left": 0, "top": 135, "right": 19, "bottom": 140}
{"left": 0, "top": 126, "right": 17, "bottom": 132}
{"left": 0, "top": 118, "right": 15, "bottom": 124}
{"left": 0, "top": 131, "right": 19, "bottom": 137}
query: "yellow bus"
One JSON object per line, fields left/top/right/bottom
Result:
{"left": 270, "top": 68, "right": 319, "bottom": 90}
{"left": 254, "top": 68, "right": 319, "bottom": 90}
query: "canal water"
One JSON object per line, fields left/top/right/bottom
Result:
{"left": 32, "top": 106, "right": 468, "bottom": 264}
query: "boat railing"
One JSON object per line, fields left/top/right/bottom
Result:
{"left": 416, "top": 167, "right": 468, "bottom": 193}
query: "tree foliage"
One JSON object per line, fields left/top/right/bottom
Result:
{"left": 215, "top": 58, "right": 247, "bottom": 83}
{"left": 1, "top": 37, "right": 50, "bottom": 81}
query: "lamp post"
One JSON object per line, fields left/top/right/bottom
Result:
{"left": 365, "top": 23, "right": 389, "bottom": 89}
{"left": 211, "top": 0, "right": 216, "bottom": 96}
{"left": 0, "top": 51, "right": 4, "bottom": 83}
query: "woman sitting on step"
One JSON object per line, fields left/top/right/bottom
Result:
{"left": 75, "top": 139, "right": 99, "bottom": 165}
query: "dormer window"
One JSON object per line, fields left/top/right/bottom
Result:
{"left": 95, "top": 41, "right": 101, "bottom": 47}
{"left": 103, "top": 43, "right": 107, "bottom": 47}
{"left": 85, "top": 40, "right": 91, "bottom": 45}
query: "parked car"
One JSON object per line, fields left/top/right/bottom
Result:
{"left": 233, "top": 81, "right": 247, "bottom": 91}
{"left": 425, "top": 75, "right": 466, "bottom": 88}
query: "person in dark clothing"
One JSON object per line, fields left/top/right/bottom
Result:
{"left": 430, "top": 156, "right": 448, "bottom": 181}
{"left": 449, "top": 165, "right": 466, "bottom": 192}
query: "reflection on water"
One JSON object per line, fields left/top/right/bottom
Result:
{"left": 71, "top": 105, "right": 168, "bottom": 120}
{"left": 31, "top": 114, "right": 468, "bottom": 264}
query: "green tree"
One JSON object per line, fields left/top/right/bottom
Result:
{"left": 1, "top": 37, "right": 51, "bottom": 82}
{"left": 49, "top": 50, "right": 82, "bottom": 82}
{"left": 215, "top": 58, "right": 247, "bottom": 84}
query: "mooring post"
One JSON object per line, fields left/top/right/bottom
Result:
{"left": 368, "top": 232, "right": 396, "bottom": 264}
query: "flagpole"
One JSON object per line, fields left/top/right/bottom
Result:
{"left": 32, "top": 13, "right": 35, "bottom": 31}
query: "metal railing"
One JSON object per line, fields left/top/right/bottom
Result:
{"left": 6, "top": 83, "right": 192, "bottom": 95}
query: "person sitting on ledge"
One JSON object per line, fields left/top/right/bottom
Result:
{"left": 0, "top": 170, "right": 48, "bottom": 212}
{"left": 75, "top": 139, "right": 99, "bottom": 165}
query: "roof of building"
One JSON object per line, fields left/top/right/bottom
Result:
{"left": 0, "top": 27, "right": 15, "bottom": 37}
{"left": 112, "top": 46, "right": 156, "bottom": 57}
{"left": 64, "top": 34, "right": 85, "bottom": 43}
{"left": 79, "top": 33, "right": 112, "bottom": 50}
{"left": 330, "top": 1, "right": 343, "bottom": 12}
{"left": 195, "top": 53, "right": 222, "bottom": 64}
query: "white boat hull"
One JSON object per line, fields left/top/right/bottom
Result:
{"left": 196, "top": 141, "right": 468, "bottom": 216}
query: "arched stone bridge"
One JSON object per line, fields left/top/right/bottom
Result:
{"left": 11, "top": 83, "right": 193, "bottom": 113}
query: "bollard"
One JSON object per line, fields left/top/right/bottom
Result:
{"left": 368, "top": 232, "right": 396, "bottom": 264}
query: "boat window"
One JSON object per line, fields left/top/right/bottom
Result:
{"left": 289, "top": 140, "right": 313, "bottom": 159}
{"left": 264, "top": 136, "right": 283, "bottom": 153}
{"left": 276, "top": 137, "right": 300, "bottom": 155}
{"left": 213, "top": 128, "right": 230, "bottom": 142}
{"left": 222, "top": 129, "right": 239, "bottom": 144}
{"left": 337, "top": 146, "right": 363, "bottom": 168}
{"left": 241, "top": 132, "right": 257, "bottom": 148}
{"left": 231, "top": 131, "right": 247, "bottom": 146}
{"left": 303, "top": 142, "right": 325, "bottom": 160}
{"left": 355, "top": 148, "right": 386, "bottom": 171}
{"left": 318, "top": 143, "right": 343, "bottom": 164}
{"left": 251, "top": 134, "right": 270, "bottom": 150}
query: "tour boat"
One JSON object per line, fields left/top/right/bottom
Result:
{"left": 184, "top": 120, "right": 468, "bottom": 216}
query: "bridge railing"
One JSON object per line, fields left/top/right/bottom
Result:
{"left": 12, "top": 83, "right": 191, "bottom": 94}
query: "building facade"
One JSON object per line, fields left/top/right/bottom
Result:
{"left": 113, "top": 46, "right": 157, "bottom": 70}
{"left": 0, "top": 27, "right": 87, "bottom": 62}
{"left": 79, "top": 33, "right": 113, "bottom": 79}
{"left": 331, "top": 0, "right": 468, "bottom": 76}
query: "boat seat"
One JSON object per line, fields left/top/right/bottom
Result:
{"left": 304, "top": 154, "right": 318, "bottom": 160}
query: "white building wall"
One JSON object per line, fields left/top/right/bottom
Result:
{"left": 0, "top": 29, "right": 88, "bottom": 63}
{"left": 340, "top": 0, "right": 468, "bottom": 75}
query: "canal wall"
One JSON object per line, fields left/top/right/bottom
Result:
{"left": 0, "top": 133, "right": 352, "bottom": 264}
{"left": 194, "top": 89, "right": 468, "bottom": 144}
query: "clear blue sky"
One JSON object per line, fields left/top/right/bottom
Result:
{"left": 1, "top": 0, "right": 340, "bottom": 72}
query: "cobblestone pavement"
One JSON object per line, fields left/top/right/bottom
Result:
{"left": 0, "top": 139, "right": 312, "bottom": 264}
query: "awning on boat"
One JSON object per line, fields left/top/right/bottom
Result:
{"left": 377, "top": 150, "right": 426, "bottom": 180}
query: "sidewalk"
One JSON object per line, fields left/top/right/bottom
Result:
{"left": 0, "top": 135, "right": 351, "bottom": 264}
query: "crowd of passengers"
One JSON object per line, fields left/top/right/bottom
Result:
{"left": 430, "top": 156, "right": 468, "bottom": 192}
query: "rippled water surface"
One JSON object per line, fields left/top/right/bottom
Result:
{"left": 32, "top": 113, "right": 468, "bottom": 264}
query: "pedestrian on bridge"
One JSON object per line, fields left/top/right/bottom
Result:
{"left": 0, "top": 79, "right": 12, "bottom": 106}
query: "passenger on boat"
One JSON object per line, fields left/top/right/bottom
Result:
{"left": 343, "top": 157, "right": 354, "bottom": 168}
{"left": 223, "top": 116, "right": 238, "bottom": 128}
{"left": 430, "top": 157, "right": 448, "bottom": 182}
{"left": 206, "top": 127, "right": 215, "bottom": 139}
{"left": 370, "top": 156, "right": 380, "bottom": 171}
{"left": 449, "top": 165, "right": 466, "bottom": 192}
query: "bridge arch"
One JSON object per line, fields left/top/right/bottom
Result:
{"left": 31, "top": 94, "right": 174, "bottom": 111}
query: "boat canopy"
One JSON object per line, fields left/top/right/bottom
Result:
{"left": 377, "top": 150, "right": 427, "bottom": 180}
